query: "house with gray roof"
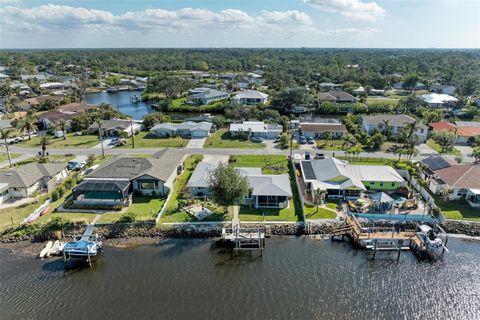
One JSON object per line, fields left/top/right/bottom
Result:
{"left": 187, "top": 87, "right": 228, "bottom": 105}
{"left": 232, "top": 90, "right": 268, "bottom": 105}
{"left": 149, "top": 121, "right": 213, "bottom": 138}
{"left": 319, "top": 91, "right": 356, "bottom": 103}
{"left": 0, "top": 163, "right": 68, "bottom": 203}
{"left": 89, "top": 119, "right": 141, "bottom": 137}
{"left": 187, "top": 162, "right": 292, "bottom": 208}
{"left": 72, "top": 154, "right": 184, "bottom": 208}
{"left": 361, "top": 114, "right": 428, "bottom": 143}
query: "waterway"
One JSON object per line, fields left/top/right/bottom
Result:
{"left": 1, "top": 237, "right": 479, "bottom": 320}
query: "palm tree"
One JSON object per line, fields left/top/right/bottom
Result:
{"left": 322, "top": 130, "right": 333, "bottom": 147}
{"left": 55, "top": 119, "right": 69, "bottom": 140}
{"left": 0, "top": 128, "right": 13, "bottom": 167}
{"left": 39, "top": 135, "right": 51, "bottom": 157}
{"left": 315, "top": 188, "right": 327, "bottom": 212}
{"left": 95, "top": 118, "right": 105, "bottom": 159}
{"left": 381, "top": 119, "right": 392, "bottom": 140}
{"left": 18, "top": 116, "right": 38, "bottom": 140}
{"left": 403, "top": 121, "right": 419, "bottom": 149}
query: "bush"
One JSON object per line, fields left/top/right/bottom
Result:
{"left": 57, "top": 185, "right": 66, "bottom": 197}
{"left": 51, "top": 190, "right": 60, "bottom": 202}
{"left": 117, "top": 212, "right": 136, "bottom": 223}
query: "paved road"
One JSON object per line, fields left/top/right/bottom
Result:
{"left": 3, "top": 145, "right": 474, "bottom": 163}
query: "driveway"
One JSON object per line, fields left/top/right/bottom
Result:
{"left": 202, "top": 154, "right": 229, "bottom": 164}
{"left": 416, "top": 143, "right": 438, "bottom": 156}
{"left": 186, "top": 137, "right": 207, "bottom": 149}
{"left": 92, "top": 138, "right": 115, "bottom": 149}
{"left": 455, "top": 145, "right": 473, "bottom": 157}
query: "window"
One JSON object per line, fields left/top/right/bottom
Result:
{"left": 369, "top": 181, "right": 375, "bottom": 185}
{"left": 139, "top": 181, "right": 156, "bottom": 190}
{"left": 457, "top": 188, "right": 468, "bottom": 197}
{"left": 380, "top": 182, "right": 384, "bottom": 187}
{"left": 391, "top": 182, "right": 395, "bottom": 187}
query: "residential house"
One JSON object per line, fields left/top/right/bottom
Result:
{"left": 300, "top": 157, "right": 405, "bottom": 199}
{"left": 420, "top": 93, "right": 458, "bottom": 109}
{"left": 319, "top": 82, "right": 342, "bottom": 90}
{"left": 20, "top": 74, "right": 47, "bottom": 83}
{"left": 299, "top": 122, "right": 348, "bottom": 139}
{"left": 149, "top": 121, "right": 213, "bottom": 138}
{"left": 420, "top": 155, "right": 480, "bottom": 207}
{"left": 361, "top": 114, "right": 428, "bottom": 143}
{"left": 187, "top": 88, "right": 229, "bottom": 105}
{"left": 430, "top": 121, "right": 480, "bottom": 144}
{"left": 218, "top": 73, "right": 237, "bottom": 81}
{"left": 393, "top": 82, "right": 427, "bottom": 91}
{"left": 38, "top": 112, "right": 76, "bottom": 129}
{"left": 58, "top": 102, "right": 95, "bottom": 114}
{"left": 370, "top": 89, "right": 385, "bottom": 96}
{"left": 319, "top": 91, "right": 356, "bottom": 103}
{"left": 0, "top": 163, "right": 68, "bottom": 203}
{"left": 89, "top": 119, "right": 141, "bottom": 137}
{"left": 16, "top": 95, "right": 62, "bottom": 111}
{"left": 72, "top": 154, "right": 184, "bottom": 208}
{"left": 187, "top": 162, "right": 292, "bottom": 208}
{"left": 229, "top": 121, "right": 282, "bottom": 139}
{"left": 40, "top": 82, "right": 69, "bottom": 90}
{"left": 232, "top": 90, "right": 268, "bottom": 105}
{"left": 430, "top": 84, "right": 456, "bottom": 96}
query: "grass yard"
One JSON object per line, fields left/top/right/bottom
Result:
{"left": 97, "top": 197, "right": 166, "bottom": 223}
{"left": 426, "top": 139, "right": 460, "bottom": 155}
{"left": 238, "top": 200, "right": 298, "bottom": 221}
{"left": 366, "top": 97, "right": 399, "bottom": 105}
{"left": 18, "top": 133, "right": 100, "bottom": 149}
{"left": 304, "top": 204, "right": 337, "bottom": 219}
{"left": 437, "top": 199, "right": 480, "bottom": 221}
{"left": 0, "top": 153, "right": 20, "bottom": 162}
{"left": 37, "top": 212, "right": 96, "bottom": 224}
{"left": 120, "top": 131, "right": 189, "bottom": 148}
{"left": 316, "top": 139, "right": 345, "bottom": 150}
{"left": 204, "top": 129, "right": 266, "bottom": 149}
{"left": 230, "top": 155, "right": 288, "bottom": 174}
{"left": 336, "top": 156, "right": 394, "bottom": 166}
{"left": 0, "top": 198, "right": 47, "bottom": 230}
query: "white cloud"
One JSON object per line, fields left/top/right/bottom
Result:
{"left": 0, "top": 4, "right": 316, "bottom": 35}
{"left": 304, "top": 0, "right": 385, "bottom": 21}
{"left": 323, "top": 27, "right": 381, "bottom": 35}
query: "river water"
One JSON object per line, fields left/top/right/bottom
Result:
{"left": 1, "top": 237, "right": 479, "bottom": 320}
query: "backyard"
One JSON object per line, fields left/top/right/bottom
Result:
{"left": 238, "top": 200, "right": 298, "bottom": 221}
{"left": 304, "top": 203, "right": 338, "bottom": 220}
{"left": 437, "top": 199, "right": 480, "bottom": 221}
{"left": 230, "top": 155, "right": 288, "bottom": 174}
{"left": 18, "top": 133, "right": 100, "bottom": 149}
{"left": 204, "top": 129, "right": 266, "bottom": 149}
{"left": 120, "top": 131, "right": 189, "bottom": 148}
{"left": 97, "top": 197, "right": 166, "bottom": 223}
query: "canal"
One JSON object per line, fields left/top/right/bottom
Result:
{"left": 1, "top": 237, "right": 479, "bottom": 320}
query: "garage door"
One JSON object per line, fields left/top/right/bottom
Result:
{"left": 191, "top": 130, "right": 208, "bottom": 138}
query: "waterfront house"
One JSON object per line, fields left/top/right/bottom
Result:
{"left": 0, "top": 163, "right": 68, "bottom": 203}
{"left": 300, "top": 157, "right": 405, "bottom": 199}
{"left": 229, "top": 121, "right": 282, "bottom": 139}
{"left": 58, "top": 102, "right": 95, "bottom": 114}
{"left": 187, "top": 88, "right": 229, "bottom": 105}
{"left": 420, "top": 93, "right": 458, "bottom": 109}
{"left": 149, "top": 121, "right": 213, "bottom": 138}
{"left": 420, "top": 155, "right": 480, "bottom": 207}
{"left": 299, "top": 122, "right": 348, "bottom": 139}
{"left": 16, "top": 95, "right": 62, "bottom": 111}
{"left": 20, "top": 74, "right": 47, "bottom": 83}
{"left": 361, "top": 114, "right": 428, "bottom": 143}
{"left": 319, "top": 91, "right": 356, "bottom": 103}
{"left": 89, "top": 119, "right": 141, "bottom": 137}
{"left": 73, "top": 155, "right": 183, "bottom": 208}
{"left": 187, "top": 162, "right": 292, "bottom": 208}
{"left": 232, "top": 90, "right": 268, "bottom": 105}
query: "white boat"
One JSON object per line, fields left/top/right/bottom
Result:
{"left": 47, "top": 240, "right": 64, "bottom": 257}
{"left": 415, "top": 225, "right": 448, "bottom": 259}
{"left": 39, "top": 241, "right": 53, "bottom": 259}
{"left": 63, "top": 240, "right": 102, "bottom": 257}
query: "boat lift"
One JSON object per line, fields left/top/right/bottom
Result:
{"left": 62, "top": 224, "right": 102, "bottom": 268}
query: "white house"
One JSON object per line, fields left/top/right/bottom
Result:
{"left": 232, "top": 90, "right": 268, "bottom": 105}
{"left": 187, "top": 88, "right": 229, "bottom": 105}
{"left": 420, "top": 93, "right": 458, "bottom": 109}
{"left": 149, "top": 121, "right": 213, "bottom": 138}
{"left": 0, "top": 163, "right": 68, "bottom": 203}
{"left": 430, "top": 84, "right": 456, "bottom": 96}
{"left": 229, "top": 121, "right": 282, "bottom": 139}
{"left": 299, "top": 123, "right": 348, "bottom": 139}
{"left": 361, "top": 114, "right": 428, "bottom": 143}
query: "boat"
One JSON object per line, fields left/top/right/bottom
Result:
{"left": 39, "top": 241, "right": 53, "bottom": 259}
{"left": 414, "top": 224, "right": 448, "bottom": 259}
{"left": 62, "top": 225, "right": 102, "bottom": 267}
{"left": 106, "top": 87, "right": 118, "bottom": 93}
{"left": 47, "top": 240, "right": 64, "bottom": 257}
{"left": 39, "top": 205, "right": 50, "bottom": 216}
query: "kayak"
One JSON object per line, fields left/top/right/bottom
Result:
{"left": 39, "top": 241, "right": 53, "bottom": 259}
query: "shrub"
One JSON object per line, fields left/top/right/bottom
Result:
{"left": 117, "top": 212, "right": 136, "bottom": 223}
{"left": 51, "top": 190, "right": 59, "bottom": 202}
{"left": 57, "top": 185, "right": 66, "bottom": 197}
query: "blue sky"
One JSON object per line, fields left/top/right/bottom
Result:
{"left": 0, "top": 0, "right": 479, "bottom": 48}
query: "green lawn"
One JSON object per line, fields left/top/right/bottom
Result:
{"left": 97, "top": 197, "right": 166, "bottom": 223}
{"left": 336, "top": 156, "right": 394, "bottom": 166}
{"left": 426, "top": 139, "right": 460, "bottom": 155}
{"left": 18, "top": 133, "right": 100, "bottom": 149}
{"left": 304, "top": 204, "right": 337, "bottom": 219}
{"left": 204, "top": 129, "right": 266, "bottom": 149}
{"left": 0, "top": 198, "right": 47, "bottom": 230}
{"left": 316, "top": 139, "right": 345, "bottom": 150}
{"left": 230, "top": 155, "right": 288, "bottom": 174}
{"left": 366, "top": 97, "right": 399, "bottom": 105}
{"left": 239, "top": 200, "right": 298, "bottom": 221}
{"left": 120, "top": 131, "right": 189, "bottom": 148}
{"left": 0, "top": 153, "right": 20, "bottom": 162}
{"left": 37, "top": 212, "right": 96, "bottom": 224}
{"left": 437, "top": 199, "right": 480, "bottom": 221}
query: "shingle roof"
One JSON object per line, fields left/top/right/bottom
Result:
{"left": 189, "top": 88, "right": 227, "bottom": 99}
{"left": 246, "top": 174, "right": 292, "bottom": 197}
{"left": 0, "top": 163, "right": 66, "bottom": 188}
{"left": 300, "top": 123, "right": 347, "bottom": 133}
{"left": 233, "top": 90, "right": 268, "bottom": 100}
{"left": 89, "top": 119, "right": 131, "bottom": 131}
{"left": 38, "top": 111, "right": 75, "bottom": 123}
{"left": 319, "top": 91, "right": 355, "bottom": 102}
{"left": 362, "top": 114, "right": 428, "bottom": 129}
{"left": 434, "top": 165, "right": 480, "bottom": 189}
{"left": 150, "top": 121, "right": 212, "bottom": 132}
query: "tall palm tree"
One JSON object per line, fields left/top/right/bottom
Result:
{"left": 56, "top": 119, "right": 69, "bottom": 140}
{"left": 18, "top": 116, "right": 38, "bottom": 140}
{"left": 39, "top": 135, "right": 51, "bottom": 157}
{"left": 403, "top": 121, "right": 419, "bottom": 149}
{"left": 381, "top": 119, "right": 392, "bottom": 140}
{"left": 95, "top": 118, "right": 105, "bottom": 159}
{"left": 0, "top": 128, "right": 13, "bottom": 167}
{"left": 323, "top": 130, "right": 333, "bottom": 147}
{"left": 315, "top": 188, "right": 327, "bottom": 212}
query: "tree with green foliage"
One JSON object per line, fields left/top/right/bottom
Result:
{"left": 321, "top": 130, "right": 333, "bottom": 147}
{"left": 207, "top": 162, "right": 250, "bottom": 212}
{"left": 142, "top": 112, "right": 170, "bottom": 130}
{"left": 472, "top": 147, "right": 480, "bottom": 163}
{"left": 422, "top": 110, "right": 443, "bottom": 123}
{"left": 17, "top": 116, "right": 38, "bottom": 140}
{"left": 370, "top": 132, "right": 385, "bottom": 149}
{"left": 212, "top": 115, "right": 226, "bottom": 129}
{"left": 432, "top": 130, "right": 458, "bottom": 153}
{"left": 55, "top": 119, "right": 69, "bottom": 140}
{"left": 402, "top": 73, "right": 419, "bottom": 91}
{"left": 398, "top": 94, "right": 426, "bottom": 112}
{"left": 39, "top": 135, "right": 51, "bottom": 157}
{"left": 86, "top": 154, "right": 96, "bottom": 167}
{"left": 271, "top": 87, "right": 313, "bottom": 113}
{"left": 0, "top": 128, "right": 13, "bottom": 167}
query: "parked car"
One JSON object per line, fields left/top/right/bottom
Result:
{"left": 274, "top": 135, "right": 281, "bottom": 143}
{"left": 299, "top": 136, "right": 307, "bottom": 144}
{"left": 251, "top": 136, "right": 264, "bottom": 143}
{"left": 67, "top": 161, "right": 78, "bottom": 171}
{"left": 307, "top": 137, "right": 315, "bottom": 144}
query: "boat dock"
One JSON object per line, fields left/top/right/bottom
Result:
{"left": 222, "top": 226, "right": 266, "bottom": 255}
{"left": 331, "top": 215, "right": 448, "bottom": 260}
{"left": 62, "top": 224, "right": 102, "bottom": 268}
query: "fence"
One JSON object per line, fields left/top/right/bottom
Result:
{"left": 396, "top": 169, "right": 439, "bottom": 213}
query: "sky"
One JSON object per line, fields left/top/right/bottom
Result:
{"left": 0, "top": 0, "right": 479, "bottom": 49}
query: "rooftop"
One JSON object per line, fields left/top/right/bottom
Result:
{"left": 362, "top": 114, "right": 428, "bottom": 129}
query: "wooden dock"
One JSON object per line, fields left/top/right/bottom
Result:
{"left": 222, "top": 226, "right": 265, "bottom": 255}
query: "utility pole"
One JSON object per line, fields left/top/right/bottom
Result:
{"left": 130, "top": 119, "right": 135, "bottom": 149}
{"left": 289, "top": 129, "right": 294, "bottom": 160}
